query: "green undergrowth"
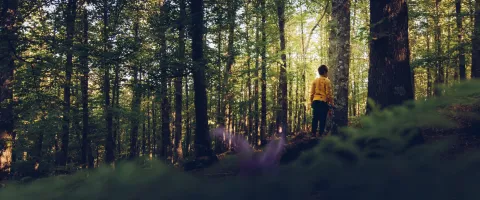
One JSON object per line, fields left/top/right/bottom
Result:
{"left": 2, "top": 80, "right": 480, "bottom": 200}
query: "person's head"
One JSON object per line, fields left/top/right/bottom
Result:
{"left": 318, "top": 65, "right": 328, "bottom": 76}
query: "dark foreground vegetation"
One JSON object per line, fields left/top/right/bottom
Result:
{"left": 1, "top": 80, "right": 480, "bottom": 200}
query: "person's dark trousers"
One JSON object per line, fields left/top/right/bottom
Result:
{"left": 311, "top": 100, "right": 329, "bottom": 136}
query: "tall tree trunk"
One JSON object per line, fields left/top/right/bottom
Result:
{"left": 254, "top": 9, "right": 260, "bottom": 147}
{"left": 60, "top": 0, "right": 77, "bottom": 167}
{"left": 191, "top": 0, "right": 215, "bottom": 159}
{"left": 288, "top": 70, "right": 293, "bottom": 133}
{"left": 142, "top": 97, "right": 146, "bottom": 156}
{"left": 173, "top": 0, "right": 186, "bottom": 163}
{"left": 112, "top": 63, "right": 120, "bottom": 157}
{"left": 184, "top": 77, "right": 191, "bottom": 157}
{"left": 446, "top": 18, "right": 452, "bottom": 86}
{"left": 114, "top": 71, "right": 121, "bottom": 159}
{"left": 457, "top": 0, "right": 467, "bottom": 80}
{"left": 434, "top": 0, "right": 444, "bottom": 95}
{"left": 159, "top": 1, "right": 171, "bottom": 159}
{"left": 351, "top": 0, "right": 358, "bottom": 117}
{"left": 245, "top": 0, "right": 253, "bottom": 145}
{"left": 129, "top": 11, "right": 141, "bottom": 159}
{"left": 104, "top": 0, "right": 115, "bottom": 164}
{"left": 214, "top": 19, "right": 223, "bottom": 154}
{"left": 472, "top": 0, "right": 480, "bottom": 78}
{"left": 152, "top": 95, "right": 157, "bottom": 156}
{"left": 300, "top": 2, "right": 307, "bottom": 130}
{"left": 275, "top": 0, "right": 288, "bottom": 139}
{"left": 223, "top": 0, "right": 235, "bottom": 129}
{"left": 80, "top": 0, "right": 93, "bottom": 169}
{"left": 328, "top": 0, "right": 350, "bottom": 134}
{"left": 34, "top": 114, "right": 45, "bottom": 172}
{"left": 260, "top": 0, "right": 267, "bottom": 146}
{"left": 146, "top": 91, "right": 151, "bottom": 157}
{"left": 426, "top": 16, "right": 433, "bottom": 97}
{"left": 367, "top": 0, "right": 414, "bottom": 111}
{"left": 113, "top": 60, "right": 121, "bottom": 158}
{"left": 0, "top": 0, "right": 18, "bottom": 175}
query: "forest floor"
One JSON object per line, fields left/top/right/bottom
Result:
{"left": 188, "top": 132, "right": 321, "bottom": 179}
{"left": 189, "top": 104, "right": 480, "bottom": 179}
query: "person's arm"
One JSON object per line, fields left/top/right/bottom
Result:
{"left": 310, "top": 80, "right": 316, "bottom": 104}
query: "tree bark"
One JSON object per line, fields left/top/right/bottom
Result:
{"left": 158, "top": 1, "right": 171, "bottom": 160}
{"left": 425, "top": 15, "right": 433, "bottom": 97}
{"left": 173, "top": 0, "right": 186, "bottom": 163}
{"left": 456, "top": 0, "right": 467, "bottom": 80}
{"left": 146, "top": 90, "right": 151, "bottom": 156}
{"left": 276, "top": 0, "right": 288, "bottom": 139}
{"left": 129, "top": 7, "right": 141, "bottom": 159}
{"left": 472, "top": 0, "right": 480, "bottom": 78}
{"left": 214, "top": 13, "right": 223, "bottom": 154}
{"left": 260, "top": 0, "right": 267, "bottom": 146}
{"left": 433, "top": 0, "right": 444, "bottom": 96}
{"left": 222, "top": 0, "right": 235, "bottom": 131}
{"left": 60, "top": 0, "right": 77, "bottom": 167}
{"left": 328, "top": 0, "right": 350, "bottom": 134}
{"left": 184, "top": 77, "right": 191, "bottom": 157}
{"left": 113, "top": 63, "right": 120, "bottom": 157}
{"left": 113, "top": 62, "right": 121, "bottom": 158}
{"left": 152, "top": 95, "right": 157, "bottom": 156}
{"left": 191, "top": 0, "right": 215, "bottom": 159}
{"left": 367, "top": 0, "right": 414, "bottom": 111}
{"left": 254, "top": 16, "right": 260, "bottom": 146}
{"left": 245, "top": 0, "right": 253, "bottom": 145}
{"left": 104, "top": 0, "right": 115, "bottom": 164}
{"left": 80, "top": 0, "right": 93, "bottom": 169}
{"left": 0, "top": 0, "right": 18, "bottom": 174}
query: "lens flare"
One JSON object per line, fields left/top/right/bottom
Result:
{"left": 211, "top": 126, "right": 286, "bottom": 176}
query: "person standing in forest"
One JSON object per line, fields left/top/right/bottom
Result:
{"left": 310, "top": 65, "right": 334, "bottom": 137}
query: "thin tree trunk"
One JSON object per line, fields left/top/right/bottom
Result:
{"left": 152, "top": 95, "right": 157, "bottom": 157}
{"left": 173, "top": 0, "right": 186, "bottom": 163}
{"left": 223, "top": 0, "right": 236, "bottom": 129}
{"left": 142, "top": 93, "right": 146, "bottom": 156}
{"left": 113, "top": 63, "right": 120, "bottom": 157}
{"left": 426, "top": 19, "right": 433, "bottom": 97}
{"left": 260, "top": 0, "right": 267, "bottom": 146}
{"left": 351, "top": 0, "right": 357, "bottom": 117}
{"left": 446, "top": 17, "right": 452, "bottom": 86}
{"left": 215, "top": 22, "right": 223, "bottom": 153}
{"left": 245, "top": 0, "right": 253, "bottom": 145}
{"left": 159, "top": 1, "right": 171, "bottom": 159}
{"left": 80, "top": 0, "right": 91, "bottom": 169}
{"left": 104, "top": 0, "right": 115, "bottom": 164}
{"left": 184, "top": 77, "right": 191, "bottom": 157}
{"left": 34, "top": 115, "right": 45, "bottom": 171}
{"left": 300, "top": 2, "right": 307, "bottom": 130}
{"left": 457, "top": 0, "right": 467, "bottom": 80}
{"left": 434, "top": 0, "right": 444, "bottom": 95}
{"left": 472, "top": 0, "right": 480, "bottom": 78}
{"left": 276, "top": 0, "right": 288, "bottom": 139}
{"left": 114, "top": 64, "right": 121, "bottom": 159}
{"left": 254, "top": 9, "right": 260, "bottom": 147}
{"left": 288, "top": 68, "right": 293, "bottom": 134}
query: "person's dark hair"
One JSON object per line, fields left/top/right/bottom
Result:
{"left": 318, "top": 65, "right": 328, "bottom": 76}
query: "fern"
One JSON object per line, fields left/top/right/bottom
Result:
{"left": 2, "top": 80, "right": 480, "bottom": 200}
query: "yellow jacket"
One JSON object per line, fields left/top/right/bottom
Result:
{"left": 310, "top": 77, "right": 334, "bottom": 105}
